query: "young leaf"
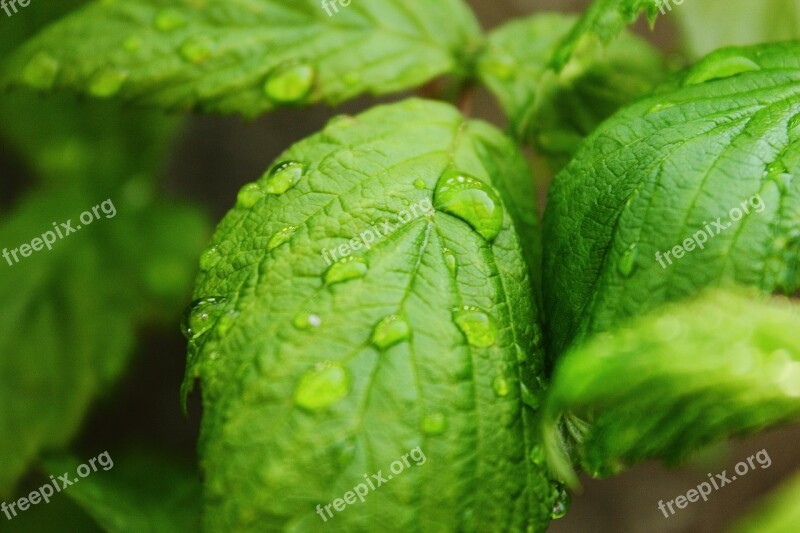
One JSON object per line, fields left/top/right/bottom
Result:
{"left": 184, "top": 99, "right": 557, "bottom": 531}
{"left": 550, "top": 0, "right": 662, "bottom": 70}
{"left": 543, "top": 42, "right": 800, "bottom": 358}
{"left": 477, "top": 12, "right": 665, "bottom": 167}
{"left": 1, "top": 0, "right": 482, "bottom": 117}
{"left": 733, "top": 469, "right": 800, "bottom": 533}
{"left": 672, "top": 0, "right": 800, "bottom": 59}
{"left": 43, "top": 452, "right": 201, "bottom": 532}
{"left": 543, "top": 290, "right": 800, "bottom": 483}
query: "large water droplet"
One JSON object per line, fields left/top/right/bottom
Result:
{"left": 434, "top": 170, "right": 503, "bottom": 241}
{"left": 551, "top": 485, "right": 571, "bottom": 519}
{"left": 264, "top": 61, "right": 315, "bottom": 103}
{"left": 293, "top": 313, "right": 322, "bottom": 330}
{"left": 294, "top": 362, "right": 349, "bottom": 410}
{"left": 371, "top": 315, "right": 411, "bottom": 349}
{"left": 267, "top": 226, "right": 297, "bottom": 251}
{"left": 181, "top": 297, "right": 227, "bottom": 340}
{"left": 421, "top": 412, "right": 447, "bottom": 435}
{"left": 683, "top": 56, "right": 761, "bottom": 86}
{"left": 180, "top": 35, "right": 214, "bottom": 64}
{"left": 617, "top": 243, "right": 639, "bottom": 277}
{"left": 237, "top": 183, "right": 265, "bottom": 208}
{"left": 493, "top": 375, "right": 509, "bottom": 397}
{"left": 453, "top": 306, "right": 498, "bottom": 347}
{"left": 325, "top": 256, "right": 368, "bottom": 285}
{"left": 22, "top": 52, "right": 59, "bottom": 90}
{"left": 199, "top": 246, "right": 221, "bottom": 271}
{"left": 264, "top": 161, "right": 305, "bottom": 195}
{"left": 88, "top": 69, "right": 128, "bottom": 98}
{"left": 154, "top": 8, "right": 187, "bottom": 31}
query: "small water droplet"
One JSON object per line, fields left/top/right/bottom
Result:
{"left": 551, "top": 486, "right": 571, "bottom": 519}
{"left": 154, "top": 8, "right": 187, "bottom": 31}
{"left": 88, "top": 69, "right": 128, "bottom": 97}
{"left": 199, "top": 246, "right": 221, "bottom": 271}
{"left": 421, "top": 412, "right": 447, "bottom": 435}
{"left": 123, "top": 36, "right": 142, "bottom": 53}
{"left": 267, "top": 226, "right": 297, "bottom": 251}
{"left": 294, "top": 361, "right": 349, "bottom": 410}
{"left": 401, "top": 198, "right": 410, "bottom": 206}
{"left": 264, "top": 61, "right": 315, "bottom": 103}
{"left": 683, "top": 55, "right": 761, "bottom": 86}
{"left": 264, "top": 161, "right": 305, "bottom": 195}
{"left": 617, "top": 243, "right": 639, "bottom": 277}
{"left": 181, "top": 297, "right": 227, "bottom": 340}
{"left": 493, "top": 375, "right": 509, "bottom": 397}
{"left": 327, "top": 114, "right": 357, "bottom": 129}
{"left": 371, "top": 315, "right": 411, "bottom": 349}
{"left": 180, "top": 35, "right": 214, "bottom": 64}
{"left": 325, "top": 256, "right": 368, "bottom": 285}
{"left": 442, "top": 248, "right": 457, "bottom": 274}
{"left": 293, "top": 313, "right": 322, "bottom": 330}
{"left": 413, "top": 178, "right": 426, "bottom": 190}
{"left": 521, "top": 382, "right": 540, "bottom": 409}
{"left": 22, "top": 52, "right": 59, "bottom": 90}
{"left": 237, "top": 183, "right": 265, "bottom": 208}
{"left": 434, "top": 170, "right": 503, "bottom": 241}
{"left": 453, "top": 306, "right": 498, "bottom": 348}
{"left": 529, "top": 444, "right": 545, "bottom": 466}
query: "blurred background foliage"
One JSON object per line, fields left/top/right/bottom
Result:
{"left": 0, "top": 0, "right": 798, "bottom": 531}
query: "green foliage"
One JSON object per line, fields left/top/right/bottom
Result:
{"left": 543, "top": 41, "right": 800, "bottom": 358}
{"left": 185, "top": 99, "right": 555, "bottom": 532}
{"left": 544, "top": 290, "right": 800, "bottom": 483}
{"left": 733, "top": 469, "right": 800, "bottom": 533}
{"left": 44, "top": 452, "right": 201, "bottom": 532}
{"left": 1, "top": 0, "right": 482, "bottom": 117}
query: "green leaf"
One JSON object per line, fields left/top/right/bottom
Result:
{"left": 672, "top": 0, "right": 800, "bottom": 59}
{"left": 733, "top": 469, "right": 800, "bottom": 533}
{"left": 1, "top": 0, "right": 482, "bottom": 117}
{"left": 477, "top": 12, "right": 666, "bottom": 167}
{"left": 184, "top": 99, "right": 557, "bottom": 531}
{"left": 43, "top": 452, "right": 201, "bottom": 533}
{"left": 550, "top": 0, "right": 661, "bottom": 70}
{"left": 543, "top": 42, "right": 800, "bottom": 359}
{"left": 543, "top": 290, "right": 800, "bottom": 483}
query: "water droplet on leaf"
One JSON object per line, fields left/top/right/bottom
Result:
{"left": 264, "top": 161, "right": 305, "bottom": 194}
{"left": 89, "top": 69, "right": 128, "bottom": 98}
{"left": 267, "top": 226, "right": 297, "bottom": 251}
{"left": 294, "top": 362, "right": 349, "bottom": 410}
{"left": 180, "top": 35, "right": 214, "bottom": 64}
{"left": 422, "top": 412, "right": 447, "bottom": 435}
{"left": 237, "top": 183, "right": 265, "bottom": 208}
{"left": 181, "top": 297, "right": 227, "bottom": 340}
{"left": 434, "top": 170, "right": 503, "bottom": 241}
{"left": 293, "top": 313, "right": 322, "bottom": 330}
{"left": 551, "top": 486, "right": 571, "bottom": 519}
{"left": 442, "top": 248, "right": 457, "bottom": 274}
{"left": 154, "top": 8, "right": 187, "bottom": 31}
{"left": 22, "top": 52, "right": 59, "bottom": 90}
{"left": 493, "top": 375, "right": 509, "bottom": 397}
{"left": 264, "top": 61, "right": 315, "bottom": 103}
{"left": 413, "top": 178, "right": 426, "bottom": 190}
{"left": 529, "top": 444, "right": 545, "bottom": 465}
{"left": 453, "top": 306, "right": 498, "bottom": 347}
{"left": 325, "top": 257, "right": 368, "bottom": 285}
{"left": 617, "top": 243, "right": 639, "bottom": 277}
{"left": 371, "top": 315, "right": 410, "bottom": 349}
{"left": 200, "top": 246, "right": 221, "bottom": 271}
